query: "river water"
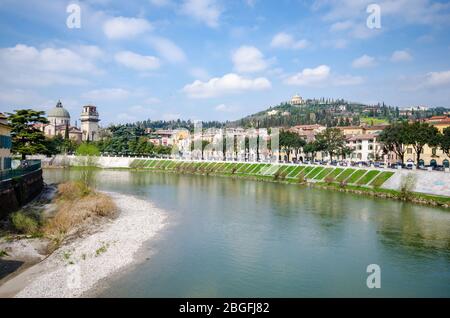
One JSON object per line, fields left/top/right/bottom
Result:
{"left": 43, "top": 169, "right": 450, "bottom": 297}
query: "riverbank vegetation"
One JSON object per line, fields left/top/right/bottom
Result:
{"left": 44, "top": 181, "right": 117, "bottom": 248}
{"left": 2, "top": 181, "right": 117, "bottom": 248}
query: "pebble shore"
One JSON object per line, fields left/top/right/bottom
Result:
{"left": 14, "top": 192, "right": 167, "bottom": 298}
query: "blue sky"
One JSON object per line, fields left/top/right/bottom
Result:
{"left": 1, "top": 0, "right": 450, "bottom": 125}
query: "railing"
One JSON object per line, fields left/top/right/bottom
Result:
{"left": 0, "top": 160, "right": 42, "bottom": 182}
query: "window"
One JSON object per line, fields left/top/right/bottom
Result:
{"left": 3, "top": 157, "right": 11, "bottom": 170}
{"left": 432, "top": 148, "right": 437, "bottom": 156}
{"left": 0, "top": 135, "right": 12, "bottom": 149}
{"left": 407, "top": 148, "right": 412, "bottom": 154}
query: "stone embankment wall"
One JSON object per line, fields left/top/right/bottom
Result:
{"left": 40, "top": 155, "right": 450, "bottom": 198}
{"left": 0, "top": 169, "right": 43, "bottom": 218}
{"left": 382, "top": 169, "right": 450, "bottom": 197}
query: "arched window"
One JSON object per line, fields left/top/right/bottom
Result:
{"left": 430, "top": 159, "right": 437, "bottom": 167}
{"left": 443, "top": 159, "right": 449, "bottom": 168}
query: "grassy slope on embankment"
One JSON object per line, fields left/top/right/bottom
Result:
{"left": 127, "top": 159, "right": 449, "bottom": 208}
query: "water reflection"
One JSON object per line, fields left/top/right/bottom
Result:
{"left": 43, "top": 169, "right": 450, "bottom": 297}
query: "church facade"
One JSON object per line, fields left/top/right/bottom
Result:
{"left": 41, "top": 101, "right": 100, "bottom": 143}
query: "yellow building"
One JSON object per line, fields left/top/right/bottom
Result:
{"left": 403, "top": 118, "right": 450, "bottom": 167}
{"left": 338, "top": 126, "right": 366, "bottom": 136}
{"left": 0, "top": 113, "right": 12, "bottom": 170}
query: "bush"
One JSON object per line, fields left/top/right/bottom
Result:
{"left": 57, "top": 181, "right": 90, "bottom": 200}
{"left": 274, "top": 170, "right": 288, "bottom": 181}
{"left": 324, "top": 176, "right": 335, "bottom": 184}
{"left": 11, "top": 211, "right": 40, "bottom": 235}
{"left": 339, "top": 180, "right": 347, "bottom": 188}
{"left": 297, "top": 173, "right": 306, "bottom": 183}
{"left": 44, "top": 191, "right": 117, "bottom": 237}
{"left": 75, "top": 143, "right": 100, "bottom": 156}
{"left": 399, "top": 173, "right": 417, "bottom": 200}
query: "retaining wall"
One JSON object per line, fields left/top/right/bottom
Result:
{"left": 0, "top": 169, "right": 44, "bottom": 218}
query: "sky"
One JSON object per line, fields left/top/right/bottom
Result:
{"left": 0, "top": 0, "right": 450, "bottom": 126}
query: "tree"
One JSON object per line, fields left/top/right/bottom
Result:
{"left": 315, "top": 128, "right": 346, "bottom": 161}
{"left": 378, "top": 123, "right": 408, "bottom": 164}
{"left": 403, "top": 122, "right": 439, "bottom": 166}
{"left": 76, "top": 143, "right": 100, "bottom": 156}
{"left": 338, "top": 145, "right": 354, "bottom": 160}
{"left": 7, "top": 109, "right": 49, "bottom": 159}
{"left": 439, "top": 127, "right": 450, "bottom": 157}
{"left": 303, "top": 142, "right": 318, "bottom": 161}
{"left": 279, "top": 130, "right": 306, "bottom": 161}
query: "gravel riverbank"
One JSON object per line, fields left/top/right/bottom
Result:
{"left": 0, "top": 192, "right": 167, "bottom": 298}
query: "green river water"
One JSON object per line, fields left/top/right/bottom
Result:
{"left": 43, "top": 169, "right": 450, "bottom": 297}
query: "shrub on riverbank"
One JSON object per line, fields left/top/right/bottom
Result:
{"left": 399, "top": 174, "right": 417, "bottom": 201}
{"left": 43, "top": 181, "right": 117, "bottom": 245}
{"left": 10, "top": 211, "right": 40, "bottom": 236}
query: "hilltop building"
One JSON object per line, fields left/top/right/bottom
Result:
{"left": 290, "top": 94, "right": 304, "bottom": 106}
{"left": 0, "top": 113, "right": 12, "bottom": 170}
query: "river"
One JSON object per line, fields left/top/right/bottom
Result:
{"left": 43, "top": 169, "right": 450, "bottom": 297}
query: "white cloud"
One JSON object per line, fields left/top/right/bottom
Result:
{"left": 0, "top": 89, "right": 47, "bottom": 109}
{"left": 285, "top": 65, "right": 331, "bottom": 86}
{"left": 103, "top": 16, "right": 152, "bottom": 39}
{"left": 77, "top": 45, "right": 105, "bottom": 60}
{"left": 180, "top": 0, "right": 221, "bottom": 28}
{"left": 330, "top": 20, "right": 353, "bottom": 32}
{"left": 232, "top": 46, "right": 269, "bottom": 73}
{"left": 143, "top": 97, "right": 161, "bottom": 105}
{"left": 82, "top": 88, "right": 130, "bottom": 101}
{"left": 183, "top": 73, "right": 271, "bottom": 98}
{"left": 149, "top": 36, "right": 187, "bottom": 63}
{"left": 352, "top": 54, "right": 376, "bottom": 68}
{"left": 115, "top": 51, "right": 161, "bottom": 71}
{"left": 424, "top": 70, "right": 450, "bottom": 87}
{"left": 0, "top": 44, "right": 101, "bottom": 87}
{"left": 270, "top": 32, "right": 309, "bottom": 50}
{"left": 215, "top": 103, "right": 236, "bottom": 112}
{"left": 391, "top": 50, "right": 413, "bottom": 62}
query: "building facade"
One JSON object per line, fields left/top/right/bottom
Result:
{"left": 403, "top": 117, "right": 450, "bottom": 167}
{"left": 0, "top": 113, "right": 12, "bottom": 171}
{"left": 346, "top": 134, "right": 383, "bottom": 162}
{"left": 80, "top": 105, "right": 100, "bottom": 142}
{"left": 41, "top": 101, "right": 83, "bottom": 143}
{"left": 290, "top": 94, "right": 304, "bottom": 106}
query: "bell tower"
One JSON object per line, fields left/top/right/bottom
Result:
{"left": 80, "top": 105, "right": 100, "bottom": 142}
